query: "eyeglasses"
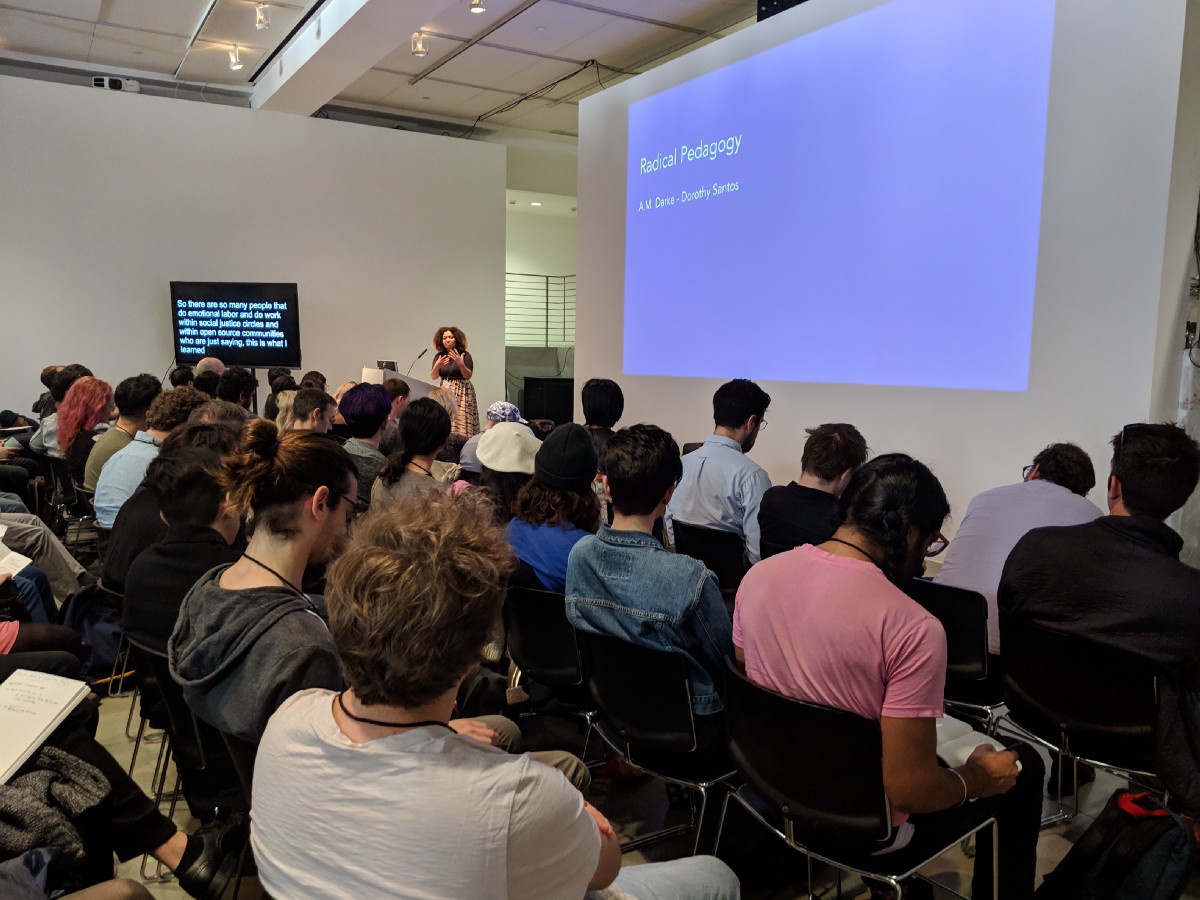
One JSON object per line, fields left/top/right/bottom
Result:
{"left": 1022, "top": 464, "right": 1034, "bottom": 479}
{"left": 757, "top": 417, "right": 768, "bottom": 431}
{"left": 925, "top": 531, "right": 948, "bottom": 557}
{"left": 334, "top": 492, "right": 362, "bottom": 522}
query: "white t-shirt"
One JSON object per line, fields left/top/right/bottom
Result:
{"left": 252, "top": 690, "right": 600, "bottom": 899}
{"left": 933, "top": 479, "right": 1101, "bottom": 653}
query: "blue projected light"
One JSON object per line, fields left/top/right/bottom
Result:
{"left": 622, "top": 0, "right": 1056, "bottom": 391}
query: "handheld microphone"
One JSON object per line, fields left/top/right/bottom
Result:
{"left": 406, "top": 347, "right": 429, "bottom": 376}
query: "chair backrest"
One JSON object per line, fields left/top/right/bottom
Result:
{"left": 671, "top": 522, "right": 747, "bottom": 592}
{"left": 221, "top": 732, "right": 260, "bottom": 805}
{"left": 682, "top": 442, "right": 704, "bottom": 456}
{"left": 577, "top": 631, "right": 697, "bottom": 755}
{"left": 903, "top": 578, "right": 989, "bottom": 681}
{"left": 125, "top": 637, "right": 209, "bottom": 772}
{"left": 46, "top": 455, "right": 90, "bottom": 517}
{"left": 999, "top": 610, "right": 1157, "bottom": 771}
{"left": 759, "top": 537, "right": 794, "bottom": 560}
{"left": 503, "top": 586, "right": 583, "bottom": 690}
{"left": 724, "top": 660, "right": 891, "bottom": 843}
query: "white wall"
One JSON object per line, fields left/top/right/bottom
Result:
{"left": 577, "top": 0, "right": 1200, "bottom": 533}
{"left": 506, "top": 212, "right": 577, "bottom": 276}
{"left": 0, "top": 76, "right": 507, "bottom": 411}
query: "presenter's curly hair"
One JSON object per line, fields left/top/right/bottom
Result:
{"left": 835, "top": 453, "right": 949, "bottom": 585}
{"left": 221, "top": 418, "right": 356, "bottom": 538}
{"left": 327, "top": 492, "right": 515, "bottom": 708}
{"left": 57, "top": 377, "right": 114, "bottom": 456}
{"left": 432, "top": 325, "right": 468, "bottom": 352}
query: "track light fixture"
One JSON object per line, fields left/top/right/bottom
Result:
{"left": 469, "top": 0, "right": 486, "bottom": 13}
{"left": 411, "top": 32, "right": 428, "bottom": 57}
{"left": 229, "top": 45, "right": 243, "bottom": 70}
{"left": 255, "top": 2, "right": 270, "bottom": 30}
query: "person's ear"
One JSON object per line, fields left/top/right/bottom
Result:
{"left": 310, "top": 485, "right": 333, "bottom": 520}
{"left": 1107, "top": 472, "right": 1121, "bottom": 505}
{"left": 662, "top": 484, "right": 677, "bottom": 506}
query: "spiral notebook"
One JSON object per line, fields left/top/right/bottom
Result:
{"left": 0, "top": 669, "right": 90, "bottom": 784}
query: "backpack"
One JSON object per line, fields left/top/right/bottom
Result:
{"left": 57, "top": 584, "right": 124, "bottom": 684}
{"left": 1035, "top": 789, "right": 1200, "bottom": 900}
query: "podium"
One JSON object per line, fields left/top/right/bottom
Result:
{"left": 360, "top": 367, "right": 436, "bottom": 400}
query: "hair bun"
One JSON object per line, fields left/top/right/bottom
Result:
{"left": 243, "top": 417, "right": 282, "bottom": 460}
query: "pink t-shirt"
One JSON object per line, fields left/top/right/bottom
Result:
{"left": 0, "top": 620, "right": 17, "bottom": 655}
{"left": 734, "top": 544, "right": 947, "bottom": 723}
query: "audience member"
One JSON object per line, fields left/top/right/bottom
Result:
{"left": 266, "top": 367, "right": 292, "bottom": 387}
{"left": 101, "top": 423, "right": 238, "bottom": 595}
{"left": 93, "top": 388, "right": 207, "bottom": 529}
{"left": 0, "top": 512, "right": 89, "bottom": 599}
{"left": 567, "top": 424, "right": 732, "bottom": 748}
{"left": 192, "top": 370, "right": 219, "bottom": 398}
{"left": 475, "top": 421, "right": 539, "bottom": 523}
{"left": 170, "top": 421, "right": 358, "bottom": 742}
{"left": 735, "top": 454, "right": 1043, "bottom": 900}
{"left": 56, "top": 377, "right": 114, "bottom": 485}
{"left": 338, "top": 383, "right": 391, "bottom": 510}
{"left": 506, "top": 423, "right": 599, "bottom": 592}
{"left": 372, "top": 398, "right": 453, "bottom": 509}
{"left": 251, "top": 495, "right": 736, "bottom": 898}
{"left": 168, "top": 365, "right": 194, "bottom": 388}
{"left": 581, "top": 377, "right": 624, "bottom": 473}
{"left": 215, "top": 366, "right": 257, "bottom": 410}
{"left": 1000, "top": 423, "right": 1200, "bottom": 811}
{"left": 290, "top": 388, "right": 335, "bottom": 433}
{"left": 271, "top": 390, "right": 297, "bottom": 432}
{"left": 31, "top": 364, "right": 62, "bottom": 419}
{"left": 84, "top": 374, "right": 161, "bottom": 491}
{"left": 188, "top": 399, "right": 251, "bottom": 427}
{"left": 378, "top": 378, "right": 411, "bottom": 456}
{"left": 299, "top": 370, "right": 327, "bottom": 391}
{"left": 30, "top": 364, "right": 92, "bottom": 458}
{"left": 428, "top": 386, "right": 466, "bottom": 463}
{"left": 194, "top": 357, "right": 225, "bottom": 376}
{"left": 666, "top": 378, "right": 772, "bottom": 563}
{"left": 460, "top": 401, "right": 524, "bottom": 476}
{"left": 935, "top": 442, "right": 1100, "bottom": 656}
{"left": 758, "top": 422, "right": 868, "bottom": 556}
{"left": 0, "top": 573, "right": 84, "bottom": 657}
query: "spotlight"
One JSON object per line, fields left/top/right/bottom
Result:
{"left": 228, "top": 46, "right": 243, "bottom": 70}
{"left": 469, "top": 0, "right": 486, "bottom": 13}
{"left": 411, "top": 32, "right": 428, "bottom": 57}
{"left": 255, "top": 3, "right": 270, "bottom": 30}
{"left": 530, "top": 201, "right": 542, "bottom": 207}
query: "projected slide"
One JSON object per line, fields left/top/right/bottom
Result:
{"left": 623, "top": 0, "right": 1055, "bottom": 391}
{"left": 171, "top": 282, "right": 302, "bottom": 368}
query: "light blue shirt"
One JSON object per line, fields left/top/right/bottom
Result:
{"left": 665, "top": 434, "right": 772, "bottom": 563}
{"left": 94, "top": 431, "right": 161, "bottom": 529}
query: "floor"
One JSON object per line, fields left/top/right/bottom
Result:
{"left": 96, "top": 691, "right": 1200, "bottom": 899}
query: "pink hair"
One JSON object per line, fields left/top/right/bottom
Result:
{"left": 57, "top": 376, "right": 114, "bottom": 456}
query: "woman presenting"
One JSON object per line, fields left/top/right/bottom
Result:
{"left": 430, "top": 325, "right": 480, "bottom": 436}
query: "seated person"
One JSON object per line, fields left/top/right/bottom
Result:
{"left": 0, "top": 512, "right": 89, "bottom": 600}
{"left": 735, "top": 454, "right": 1044, "bottom": 900}
{"left": 101, "top": 422, "right": 243, "bottom": 595}
{"left": 567, "top": 424, "right": 732, "bottom": 748}
{"left": 1000, "top": 423, "right": 1200, "bottom": 812}
{"left": 758, "top": 422, "right": 867, "bottom": 556}
{"left": 30, "top": 365, "right": 92, "bottom": 458}
{"left": 84, "top": 374, "right": 161, "bottom": 491}
{"left": 665, "top": 378, "right": 772, "bottom": 563}
{"left": 251, "top": 495, "right": 738, "bottom": 900}
{"left": 372, "top": 398, "right": 454, "bottom": 509}
{"left": 0, "top": 572, "right": 84, "bottom": 658}
{"left": 429, "top": 387, "right": 467, "bottom": 463}
{"left": 337, "top": 383, "right": 391, "bottom": 510}
{"left": 505, "top": 423, "right": 599, "bottom": 592}
{"left": 299, "top": 370, "right": 326, "bottom": 391}
{"left": 93, "top": 387, "right": 208, "bottom": 529}
{"left": 56, "top": 377, "right": 114, "bottom": 485}
{"left": 214, "top": 366, "right": 257, "bottom": 410}
{"left": 290, "top": 388, "right": 336, "bottom": 433}
{"left": 473, "top": 422, "right": 539, "bottom": 523}
{"left": 169, "top": 365, "right": 194, "bottom": 388}
{"left": 580, "top": 377, "right": 623, "bottom": 472}
{"left": 459, "top": 401, "right": 526, "bottom": 477}
{"left": 378, "top": 378, "right": 410, "bottom": 456}
{"left": 935, "top": 441, "right": 1100, "bottom": 658}
{"left": 192, "top": 370, "right": 219, "bottom": 398}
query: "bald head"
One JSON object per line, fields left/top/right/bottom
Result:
{"left": 195, "top": 357, "right": 226, "bottom": 376}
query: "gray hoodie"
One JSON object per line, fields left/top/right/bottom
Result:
{"left": 168, "top": 565, "right": 343, "bottom": 743}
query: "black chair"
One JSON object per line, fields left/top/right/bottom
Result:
{"left": 758, "top": 536, "right": 794, "bottom": 560}
{"left": 503, "top": 585, "right": 597, "bottom": 755}
{"left": 44, "top": 455, "right": 96, "bottom": 553}
{"left": 717, "top": 660, "right": 998, "bottom": 897}
{"left": 998, "top": 610, "right": 1158, "bottom": 818}
{"left": 903, "top": 578, "right": 1002, "bottom": 728}
{"left": 681, "top": 442, "right": 704, "bottom": 456}
{"left": 577, "top": 631, "right": 736, "bottom": 853}
{"left": 670, "top": 522, "right": 747, "bottom": 610}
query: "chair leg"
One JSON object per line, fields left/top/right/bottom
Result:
{"left": 124, "top": 685, "right": 140, "bottom": 739}
{"left": 127, "top": 713, "right": 147, "bottom": 776}
{"left": 690, "top": 785, "right": 710, "bottom": 856}
{"left": 991, "top": 819, "right": 999, "bottom": 900}
{"left": 712, "top": 790, "right": 733, "bottom": 857}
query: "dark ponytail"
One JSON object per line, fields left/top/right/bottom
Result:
{"left": 379, "top": 398, "right": 452, "bottom": 486}
{"left": 835, "top": 453, "right": 949, "bottom": 584}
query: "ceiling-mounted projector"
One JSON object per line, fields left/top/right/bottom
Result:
{"left": 92, "top": 76, "right": 141, "bottom": 92}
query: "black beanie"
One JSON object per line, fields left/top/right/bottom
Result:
{"left": 536, "top": 423, "right": 598, "bottom": 493}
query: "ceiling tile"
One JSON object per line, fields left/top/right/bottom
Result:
{"left": 87, "top": 22, "right": 188, "bottom": 74}
{"left": 419, "top": 0, "right": 537, "bottom": 39}
{"left": 485, "top": 3, "right": 612, "bottom": 55}
{"left": 560, "top": 16, "right": 688, "bottom": 69}
{"left": 587, "top": 0, "right": 754, "bottom": 33}
{"left": 375, "top": 30, "right": 460, "bottom": 74}
{"left": 489, "top": 54, "right": 578, "bottom": 94}
{"left": 175, "top": 39, "right": 264, "bottom": 84}
{"left": 5, "top": 1, "right": 101, "bottom": 18}
{"left": 98, "top": 0, "right": 211, "bottom": 36}
{"left": 0, "top": 9, "right": 95, "bottom": 60}
{"left": 488, "top": 96, "right": 578, "bottom": 134}
{"left": 374, "top": 78, "right": 488, "bottom": 117}
{"left": 196, "top": 0, "right": 309, "bottom": 51}
{"left": 337, "top": 69, "right": 407, "bottom": 105}
{"left": 433, "top": 43, "right": 546, "bottom": 91}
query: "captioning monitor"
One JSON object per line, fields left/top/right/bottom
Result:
{"left": 170, "top": 281, "right": 302, "bottom": 369}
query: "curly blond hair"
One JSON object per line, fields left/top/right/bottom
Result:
{"left": 327, "top": 492, "right": 515, "bottom": 707}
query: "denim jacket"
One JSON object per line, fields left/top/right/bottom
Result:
{"left": 565, "top": 526, "right": 733, "bottom": 716}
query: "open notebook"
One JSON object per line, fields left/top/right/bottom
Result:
{"left": 0, "top": 669, "right": 91, "bottom": 783}
{"left": 936, "top": 715, "right": 1021, "bottom": 773}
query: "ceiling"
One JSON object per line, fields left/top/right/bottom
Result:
{"left": 0, "top": 0, "right": 756, "bottom": 137}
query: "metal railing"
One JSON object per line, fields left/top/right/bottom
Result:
{"left": 505, "top": 273, "right": 575, "bottom": 347}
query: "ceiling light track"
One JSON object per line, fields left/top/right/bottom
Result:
{"left": 408, "top": 0, "right": 542, "bottom": 86}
